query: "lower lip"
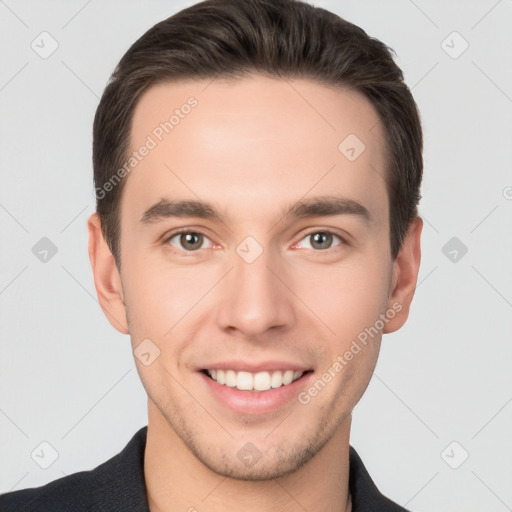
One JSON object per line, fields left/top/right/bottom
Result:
{"left": 199, "top": 371, "right": 313, "bottom": 415}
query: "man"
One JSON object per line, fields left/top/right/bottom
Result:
{"left": 0, "top": 0, "right": 422, "bottom": 510}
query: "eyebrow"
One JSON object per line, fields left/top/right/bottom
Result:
{"left": 140, "top": 195, "right": 372, "bottom": 226}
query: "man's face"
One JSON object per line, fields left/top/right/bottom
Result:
{"left": 114, "top": 75, "right": 401, "bottom": 479}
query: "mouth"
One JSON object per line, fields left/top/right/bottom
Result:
{"left": 200, "top": 368, "right": 313, "bottom": 392}
{"left": 198, "top": 364, "right": 315, "bottom": 415}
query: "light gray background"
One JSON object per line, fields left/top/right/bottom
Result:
{"left": 1, "top": 1, "right": 511, "bottom": 511}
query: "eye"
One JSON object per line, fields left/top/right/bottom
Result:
{"left": 295, "top": 230, "right": 344, "bottom": 251}
{"left": 166, "top": 230, "right": 213, "bottom": 252}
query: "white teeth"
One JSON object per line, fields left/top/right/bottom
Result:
{"left": 225, "top": 370, "right": 237, "bottom": 387}
{"left": 216, "top": 369, "right": 226, "bottom": 385}
{"left": 271, "top": 371, "right": 283, "bottom": 388}
{"left": 282, "top": 370, "right": 294, "bottom": 385}
{"left": 206, "top": 369, "right": 304, "bottom": 391}
{"left": 236, "top": 371, "right": 253, "bottom": 390}
{"left": 254, "top": 371, "right": 271, "bottom": 391}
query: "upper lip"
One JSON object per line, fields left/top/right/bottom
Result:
{"left": 197, "top": 361, "right": 313, "bottom": 372}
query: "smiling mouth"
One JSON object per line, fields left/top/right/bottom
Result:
{"left": 201, "top": 368, "right": 313, "bottom": 392}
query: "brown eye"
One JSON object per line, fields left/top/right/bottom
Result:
{"left": 299, "top": 231, "right": 343, "bottom": 251}
{"left": 168, "top": 231, "right": 212, "bottom": 252}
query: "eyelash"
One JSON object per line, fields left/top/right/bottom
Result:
{"left": 163, "top": 228, "right": 348, "bottom": 255}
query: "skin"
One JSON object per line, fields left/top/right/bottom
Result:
{"left": 88, "top": 75, "right": 422, "bottom": 512}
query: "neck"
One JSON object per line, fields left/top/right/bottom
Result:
{"left": 144, "top": 400, "right": 352, "bottom": 512}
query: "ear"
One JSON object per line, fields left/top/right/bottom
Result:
{"left": 87, "top": 213, "right": 129, "bottom": 334}
{"left": 383, "top": 216, "right": 422, "bottom": 334}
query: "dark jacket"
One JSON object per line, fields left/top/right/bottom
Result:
{"left": 0, "top": 426, "right": 410, "bottom": 511}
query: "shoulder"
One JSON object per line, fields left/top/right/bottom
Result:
{"left": 0, "top": 427, "right": 149, "bottom": 512}
{"left": 349, "top": 445, "right": 412, "bottom": 512}
{"left": 0, "top": 467, "right": 107, "bottom": 512}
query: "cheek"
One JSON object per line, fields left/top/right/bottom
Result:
{"left": 122, "top": 252, "right": 218, "bottom": 339}
{"left": 293, "top": 255, "right": 392, "bottom": 342}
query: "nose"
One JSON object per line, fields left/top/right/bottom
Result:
{"left": 215, "top": 245, "right": 296, "bottom": 338}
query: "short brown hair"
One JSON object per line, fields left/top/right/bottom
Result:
{"left": 93, "top": 0, "right": 422, "bottom": 267}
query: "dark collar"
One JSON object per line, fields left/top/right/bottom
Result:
{"left": 348, "top": 444, "right": 411, "bottom": 511}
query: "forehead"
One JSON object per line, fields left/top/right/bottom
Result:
{"left": 131, "top": 75, "right": 385, "bottom": 150}
{"left": 123, "top": 75, "right": 388, "bottom": 226}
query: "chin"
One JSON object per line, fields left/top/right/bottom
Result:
{"left": 194, "top": 443, "right": 317, "bottom": 481}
